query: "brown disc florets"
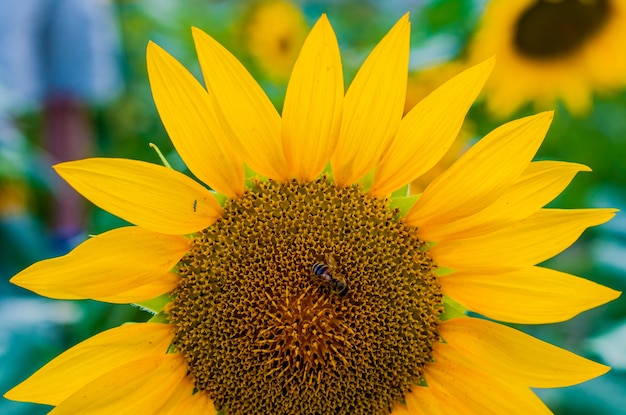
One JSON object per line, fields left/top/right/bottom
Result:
{"left": 514, "top": 0, "right": 610, "bottom": 59}
{"left": 169, "top": 177, "right": 443, "bottom": 415}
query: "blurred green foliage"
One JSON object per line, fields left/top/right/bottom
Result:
{"left": 1, "top": 1, "right": 625, "bottom": 414}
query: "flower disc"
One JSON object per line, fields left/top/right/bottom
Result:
{"left": 169, "top": 177, "right": 443, "bottom": 414}
{"left": 514, "top": 0, "right": 610, "bottom": 59}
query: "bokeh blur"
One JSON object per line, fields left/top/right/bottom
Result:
{"left": 1, "top": 1, "right": 625, "bottom": 414}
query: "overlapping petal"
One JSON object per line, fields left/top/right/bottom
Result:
{"left": 192, "top": 27, "right": 288, "bottom": 180}
{"left": 431, "top": 208, "right": 616, "bottom": 273}
{"left": 426, "top": 344, "right": 554, "bottom": 414}
{"left": 54, "top": 158, "right": 222, "bottom": 235}
{"left": 4, "top": 323, "right": 173, "bottom": 405}
{"left": 281, "top": 15, "right": 343, "bottom": 182}
{"left": 167, "top": 387, "right": 216, "bottom": 414}
{"left": 439, "top": 267, "right": 621, "bottom": 324}
{"left": 48, "top": 354, "right": 187, "bottom": 415}
{"left": 440, "top": 318, "right": 610, "bottom": 387}
{"left": 159, "top": 375, "right": 216, "bottom": 415}
{"left": 147, "top": 41, "right": 244, "bottom": 198}
{"left": 331, "top": 14, "right": 410, "bottom": 187}
{"left": 10, "top": 227, "right": 187, "bottom": 303}
{"left": 372, "top": 58, "right": 494, "bottom": 196}
{"left": 402, "top": 384, "right": 468, "bottom": 415}
{"left": 405, "top": 112, "right": 553, "bottom": 228}
{"left": 420, "top": 161, "right": 591, "bottom": 241}
{"left": 97, "top": 272, "right": 179, "bottom": 304}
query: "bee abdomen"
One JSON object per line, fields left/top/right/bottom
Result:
{"left": 312, "top": 262, "right": 330, "bottom": 276}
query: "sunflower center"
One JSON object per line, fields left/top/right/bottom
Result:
{"left": 169, "top": 177, "right": 443, "bottom": 415}
{"left": 514, "top": 0, "right": 610, "bottom": 59}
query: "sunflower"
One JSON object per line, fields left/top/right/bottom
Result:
{"left": 240, "top": 0, "right": 308, "bottom": 83}
{"left": 469, "top": 0, "right": 626, "bottom": 117}
{"left": 5, "top": 14, "right": 620, "bottom": 415}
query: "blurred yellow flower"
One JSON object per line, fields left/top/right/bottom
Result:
{"left": 241, "top": 0, "right": 308, "bottom": 83}
{"left": 5, "top": 14, "right": 620, "bottom": 415}
{"left": 469, "top": 0, "right": 626, "bottom": 117}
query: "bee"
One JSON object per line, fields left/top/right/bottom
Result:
{"left": 311, "top": 255, "right": 348, "bottom": 296}
{"left": 193, "top": 199, "right": 198, "bottom": 212}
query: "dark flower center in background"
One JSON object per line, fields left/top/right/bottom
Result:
{"left": 514, "top": 0, "right": 610, "bottom": 59}
{"left": 169, "top": 177, "right": 443, "bottom": 414}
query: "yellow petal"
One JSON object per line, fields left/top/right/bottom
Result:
{"left": 4, "top": 323, "right": 173, "bottom": 405}
{"left": 406, "top": 112, "right": 553, "bottom": 228}
{"left": 192, "top": 27, "right": 288, "bottom": 180}
{"left": 147, "top": 41, "right": 244, "bottom": 198}
{"left": 431, "top": 208, "right": 617, "bottom": 273}
{"left": 170, "top": 389, "right": 216, "bottom": 414}
{"left": 281, "top": 15, "right": 343, "bottom": 182}
{"left": 421, "top": 161, "right": 591, "bottom": 241}
{"left": 54, "top": 158, "right": 222, "bottom": 235}
{"left": 10, "top": 227, "right": 188, "bottom": 303}
{"left": 159, "top": 375, "right": 216, "bottom": 415}
{"left": 390, "top": 402, "right": 412, "bottom": 415}
{"left": 48, "top": 354, "right": 188, "bottom": 415}
{"left": 153, "top": 376, "right": 193, "bottom": 415}
{"left": 439, "top": 266, "right": 620, "bottom": 324}
{"left": 331, "top": 14, "right": 410, "bottom": 187}
{"left": 427, "top": 343, "right": 554, "bottom": 414}
{"left": 440, "top": 318, "right": 611, "bottom": 388}
{"left": 98, "top": 272, "right": 178, "bottom": 304}
{"left": 372, "top": 58, "right": 494, "bottom": 196}
{"left": 403, "top": 384, "right": 468, "bottom": 415}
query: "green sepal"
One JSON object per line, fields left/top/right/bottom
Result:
{"left": 413, "top": 376, "right": 428, "bottom": 387}
{"left": 149, "top": 143, "right": 172, "bottom": 169}
{"left": 212, "top": 191, "right": 228, "bottom": 206}
{"left": 321, "top": 161, "right": 334, "bottom": 179}
{"left": 244, "top": 163, "right": 269, "bottom": 188}
{"left": 439, "top": 295, "right": 468, "bottom": 321}
{"left": 389, "top": 195, "right": 420, "bottom": 218}
{"left": 434, "top": 266, "right": 455, "bottom": 276}
{"left": 391, "top": 184, "right": 409, "bottom": 198}
{"left": 357, "top": 168, "right": 375, "bottom": 192}
{"left": 148, "top": 311, "right": 170, "bottom": 323}
{"left": 133, "top": 293, "right": 171, "bottom": 315}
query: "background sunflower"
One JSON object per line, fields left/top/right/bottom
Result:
{"left": 467, "top": 0, "right": 626, "bottom": 118}
{"left": 1, "top": 1, "right": 625, "bottom": 414}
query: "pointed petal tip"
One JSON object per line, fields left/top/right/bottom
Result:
{"left": 190, "top": 26, "right": 204, "bottom": 37}
{"left": 311, "top": 12, "right": 333, "bottom": 33}
{"left": 540, "top": 109, "right": 555, "bottom": 120}
{"left": 467, "top": 56, "right": 495, "bottom": 84}
{"left": 191, "top": 26, "right": 211, "bottom": 45}
{"left": 394, "top": 12, "right": 411, "bottom": 32}
{"left": 600, "top": 208, "right": 619, "bottom": 222}
{"left": 8, "top": 273, "right": 25, "bottom": 288}
{"left": 607, "top": 287, "right": 622, "bottom": 302}
{"left": 146, "top": 40, "right": 162, "bottom": 58}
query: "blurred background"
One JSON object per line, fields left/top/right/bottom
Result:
{"left": 1, "top": 0, "right": 625, "bottom": 414}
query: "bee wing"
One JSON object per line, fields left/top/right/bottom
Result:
{"left": 326, "top": 254, "right": 337, "bottom": 270}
